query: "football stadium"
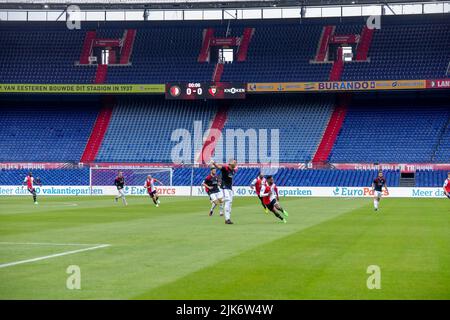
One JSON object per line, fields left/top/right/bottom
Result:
{"left": 0, "top": 0, "right": 449, "bottom": 303}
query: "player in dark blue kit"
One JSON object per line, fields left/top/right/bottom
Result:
{"left": 114, "top": 171, "right": 127, "bottom": 206}
{"left": 371, "top": 171, "right": 388, "bottom": 212}
{"left": 202, "top": 167, "right": 224, "bottom": 217}
{"left": 211, "top": 159, "right": 237, "bottom": 224}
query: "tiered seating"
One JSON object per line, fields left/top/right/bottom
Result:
{"left": 434, "top": 126, "right": 450, "bottom": 162}
{"left": 1, "top": 15, "right": 448, "bottom": 84}
{"left": 0, "top": 28, "right": 95, "bottom": 83}
{"left": 221, "top": 24, "right": 330, "bottom": 82}
{"left": 329, "top": 99, "right": 450, "bottom": 163}
{"left": 221, "top": 95, "right": 334, "bottom": 163}
{"left": 0, "top": 102, "right": 99, "bottom": 162}
{"left": 415, "top": 170, "right": 448, "bottom": 187}
{"left": 106, "top": 26, "right": 216, "bottom": 83}
{"left": 95, "top": 97, "right": 218, "bottom": 162}
{"left": 342, "top": 22, "right": 450, "bottom": 80}
{"left": 0, "top": 168, "right": 89, "bottom": 186}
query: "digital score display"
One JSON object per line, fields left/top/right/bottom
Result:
{"left": 165, "top": 82, "right": 246, "bottom": 100}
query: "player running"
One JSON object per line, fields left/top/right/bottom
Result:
{"left": 114, "top": 171, "right": 127, "bottom": 206}
{"left": 250, "top": 172, "right": 268, "bottom": 214}
{"left": 443, "top": 172, "right": 450, "bottom": 199}
{"left": 22, "top": 171, "right": 41, "bottom": 204}
{"left": 371, "top": 170, "right": 388, "bottom": 212}
{"left": 211, "top": 159, "right": 237, "bottom": 225}
{"left": 202, "top": 167, "right": 224, "bottom": 217}
{"left": 144, "top": 175, "right": 163, "bottom": 207}
{"left": 259, "top": 175, "right": 288, "bottom": 223}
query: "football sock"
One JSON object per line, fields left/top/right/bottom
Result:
{"left": 273, "top": 211, "right": 284, "bottom": 220}
{"left": 224, "top": 201, "right": 232, "bottom": 220}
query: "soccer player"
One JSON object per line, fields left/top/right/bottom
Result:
{"left": 144, "top": 175, "right": 163, "bottom": 207}
{"left": 202, "top": 167, "right": 224, "bottom": 216}
{"left": 443, "top": 172, "right": 450, "bottom": 199}
{"left": 259, "top": 175, "right": 288, "bottom": 223}
{"left": 114, "top": 171, "right": 127, "bottom": 206}
{"left": 211, "top": 159, "right": 237, "bottom": 225}
{"left": 371, "top": 170, "right": 388, "bottom": 211}
{"left": 250, "top": 172, "right": 268, "bottom": 214}
{"left": 22, "top": 171, "right": 41, "bottom": 204}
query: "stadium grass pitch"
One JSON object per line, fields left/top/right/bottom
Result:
{"left": 0, "top": 196, "right": 449, "bottom": 300}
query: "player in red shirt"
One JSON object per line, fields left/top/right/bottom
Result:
{"left": 443, "top": 172, "right": 450, "bottom": 199}
{"left": 250, "top": 173, "right": 268, "bottom": 214}
{"left": 259, "top": 176, "right": 288, "bottom": 223}
{"left": 22, "top": 171, "right": 41, "bottom": 204}
{"left": 144, "top": 175, "right": 163, "bottom": 207}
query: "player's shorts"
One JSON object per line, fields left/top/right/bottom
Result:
{"left": 374, "top": 190, "right": 382, "bottom": 198}
{"left": 209, "top": 191, "right": 223, "bottom": 202}
{"left": 27, "top": 187, "right": 35, "bottom": 194}
{"left": 267, "top": 199, "right": 277, "bottom": 211}
{"left": 147, "top": 189, "right": 157, "bottom": 196}
{"left": 222, "top": 188, "right": 234, "bottom": 202}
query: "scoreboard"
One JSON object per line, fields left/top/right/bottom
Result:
{"left": 165, "top": 82, "right": 246, "bottom": 100}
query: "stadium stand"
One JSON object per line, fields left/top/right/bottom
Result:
{"left": 415, "top": 170, "right": 449, "bottom": 187}
{"left": 220, "top": 95, "right": 334, "bottom": 163}
{"left": 341, "top": 21, "right": 450, "bottom": 81}
{"left": 329, "top": 97, "right": 450, "bottom": 163}
{"left": 0, "top": 101, "right": 100, "bottom": 162}
{"left": 434, "top": 123, "right": 450, "bottom": 162}
{"left": 95, "top": 97, "right": 218, "bottom": 162}
{"left": 0, "top": 28, "right": 96, "bottom": 83}
{"left": 94, "top": 95, "right": 334, "bottom": 163}
{"left": 1, "top": 15, "right": 448, "bottom": 84}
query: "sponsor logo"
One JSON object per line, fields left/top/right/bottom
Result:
{"left": 429, "top": 80, "right": 450, "bottom": 88}
{"left": 333, "top": 187, "right": 389, "bottom": 197}
{"left": 303, "top": 83, "right": 316, "bottom": 90}
{"left": 169, "top": 85, "right": 181, "bottom": 97}
{"left": 318, "top": 81, "right": 376, "bottom": 91}
{"left": 224, "top": 87, "right": 245, "bottom": 94}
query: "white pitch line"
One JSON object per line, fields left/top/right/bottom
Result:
{"left": 0, "top": 242, "right": 106, "bottom": 246}
{"left": 0, "top": 244, "right": 110, "bottom": 269}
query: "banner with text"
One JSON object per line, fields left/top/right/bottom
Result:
{"left": 245, "top": 79, "right": 444, "bottom": 93}
{"left": 0, "top": 186, "right": 447, "bottom": 198}
{"left": 0, "top": 84, "right": 165, "bottom": 94}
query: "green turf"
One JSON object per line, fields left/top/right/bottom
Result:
{"left": 0, "top": 196, "right": 449, "bottom": 299}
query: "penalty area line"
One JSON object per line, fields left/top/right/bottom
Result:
{"left": 0, "top": 242, "right": 106, "bottom": 246}
{"left": 0, "top": 244, "right": 110, "bottom": 269}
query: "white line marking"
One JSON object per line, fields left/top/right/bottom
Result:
{"left": 0, "top": 244, "right": 110, "bottom": 269}
{"left": 0, "top": 242, "right": 105, "bottom": 246}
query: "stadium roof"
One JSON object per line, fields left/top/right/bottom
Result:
{"left": 0, "top": 0, "right": 446, "bottom": 10}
